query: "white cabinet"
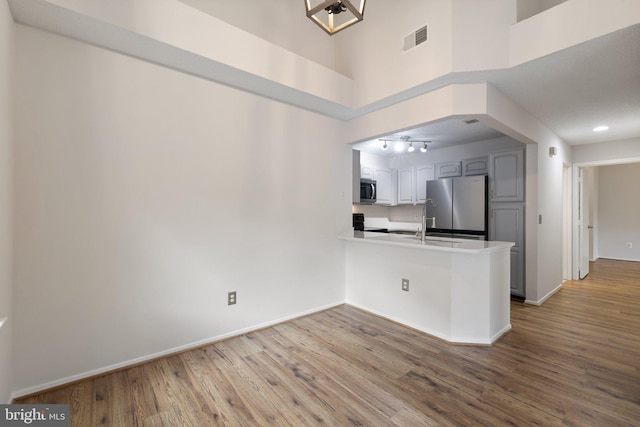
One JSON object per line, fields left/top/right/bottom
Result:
{"left": 374, "top": 166, "right": 395, "bottom": 205}
{"left": 490, "top": 203, "right": 525, "bottom": 297}
{"left": 436, "top": 161, "right": 462, "bottom": 178}
{"left": 463, "top": 157, "right": 489, "bottom": 176}
{"left": 416, "top": 165, "right": 435, "bottom": 203}
{"left": 361, "top": 164, "right": 374, "bottom": 180}
{"left": 396, "top": 166, "right": 435, "bottom": 205}
{"left": 489, "top": 149, "right": 524, "bottom": 202}
{"left": 397, "top": 168, "right": 415, "bottom": 204}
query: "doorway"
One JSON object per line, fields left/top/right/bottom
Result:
{"left": 572, "top": 158, "right": 640, "bottom": 280}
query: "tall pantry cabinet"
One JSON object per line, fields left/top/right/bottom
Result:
{"left": 488, "top": 149, "right": 526, "bottom": 298}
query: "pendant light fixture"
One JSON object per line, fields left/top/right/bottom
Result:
{"left": 304, "top": 1, "right": 367, "bottom": 35}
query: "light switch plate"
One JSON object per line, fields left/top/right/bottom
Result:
{"left": 402, "top": 279, "right": 409, "bottom": 292}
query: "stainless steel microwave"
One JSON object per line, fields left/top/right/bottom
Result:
{"left": 360, "top": 179, "right": 377, "bottom": 204}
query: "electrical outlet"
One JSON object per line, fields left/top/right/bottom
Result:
{"left": 627, "top": 242, "right": 633, "bottom": 249}
{"left": 402, "top": 279, "right": 410, "bottom": 292}
{"left": 228, "top": 291, "right": 237, "bottom": 305}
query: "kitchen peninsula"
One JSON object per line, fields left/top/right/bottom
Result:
{"left": 339, "top": 232, "right": 514, "bottom": 345}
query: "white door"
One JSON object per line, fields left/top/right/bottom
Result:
{"left": 578, "top": 168, "right": 590, "bottom": 279}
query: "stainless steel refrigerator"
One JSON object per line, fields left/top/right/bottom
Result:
{"left": 425, "top": 176, "right": 488, "bottom": 239}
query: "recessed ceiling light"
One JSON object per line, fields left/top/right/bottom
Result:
{"left": 593, "top": 125, "right": 609, "bottom": 132}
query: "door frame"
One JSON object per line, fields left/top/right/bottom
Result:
{"left": 562, "top": 163, "right": 572, "bottom": 281}
{"left": 572, "top": 157, "right": 640, "bottom": 279}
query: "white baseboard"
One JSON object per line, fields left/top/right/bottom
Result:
{"left": 11, "top": 300, "right": 345, "bottom": 400}
{"left": 490, "top": 324, "right": 512, "bottom": 343}
{"left": 525, "top": 283, "right": 563, "bottom": 306}
{"left": 346, "top": 303, "right": 508, "bottom": 345}
{"left": 598, "top": 256, "right": 640, "bottom": 263}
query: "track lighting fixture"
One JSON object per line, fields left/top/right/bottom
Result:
{"left": 377, "top": 137, "right": 429, "bottom": 153}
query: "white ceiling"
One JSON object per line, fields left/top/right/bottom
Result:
{"left": 489, "top": 24, "right": 640, "bottom": 146}
{"left": 8, "top": 1, "right": 640, "bottom": 155}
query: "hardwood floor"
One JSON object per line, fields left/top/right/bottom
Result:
{"left": 17, "top": 259, "right": 640, "bottom": 426}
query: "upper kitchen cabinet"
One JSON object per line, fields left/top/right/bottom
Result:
{"left": 416, "top": 165, "right": 435, "bottom": 203}
{"left": 397, "top": 168, "right": 416, "bottom": 204}
{"left": 361, "top": 164, "right": 374, "bottom": 180}
{"left": 462, "top": 157, "right": 489, "bottom": 176}
{"left": 374, "top": 166, "right": 396, "bottom": 205}
{"left": 489, "top": 149, "right": 525, "bottom": 202}
{"left": 435, "top": 161, "right": 462, "bottom": 179}
{"left": 397, "top": 165, "right": 436, "bottom": 205}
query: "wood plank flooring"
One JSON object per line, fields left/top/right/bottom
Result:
{"left": 16, "top": 258, "right": 640, "bottom": 426}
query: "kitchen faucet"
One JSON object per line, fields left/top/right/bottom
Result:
{"left": 417, "top": 198, "right": 437, "bottom": 242}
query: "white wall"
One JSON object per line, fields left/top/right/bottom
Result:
{"left": 517, "top": 0, "right": 567, "bottom": 22}
{"left": 452, "top": 0, "right": 514, "bottom": 72}
{"left": 597, "top": 163, "right": 640, "bottom": 261}
{"left": 510, "top": 0, "right": 640, "bottom": 67}
{"left": 0, "top": 0, "right": 14, "bottom": 405}
{"left": 12, "top": 25, "right": 350, "bottom": 395}
{"left": 572, "top": 138, "right": 640, "bottom": 164}
{"left": 334, "top": 0, "right": 454, "bottom": 107}
{"left": 178, "top": 0, "right": 337, "bottom": 71}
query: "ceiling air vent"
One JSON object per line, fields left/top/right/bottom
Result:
{"left": 403, "top": 25, "right": 428, "bottom": 53}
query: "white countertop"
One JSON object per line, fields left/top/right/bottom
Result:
{"left": 339, "top": 231, "right": 514, "bottom": 254}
